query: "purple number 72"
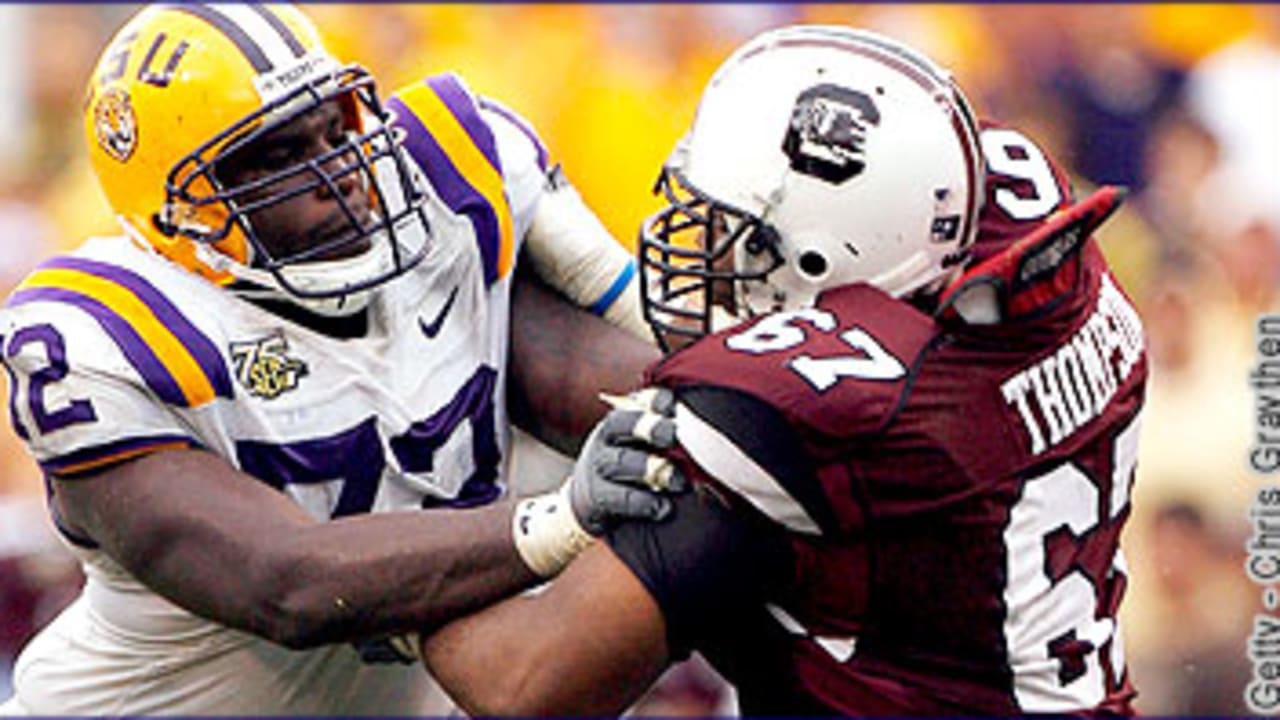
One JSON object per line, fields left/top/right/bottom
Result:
{"left": 236, "top": 366, "right": 501, "bottom": 517}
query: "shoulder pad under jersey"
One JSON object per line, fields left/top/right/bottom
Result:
{"left": 386, "top": 73, "right": 516, "bottom": 286}
{"left": 975, "top": 118, "right": 1076, "bottom": 263}
{"left": 652, "top": 284, "right": 938, "bottom": 443}
{"left": 0, "top": 250, "right": 229, "bottom": 476}
{"left": 939, "top": 186, "right": 1126, "bottom": 326}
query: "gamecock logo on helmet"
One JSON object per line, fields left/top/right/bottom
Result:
{"left": 93, "top": 87, "right": 138, "bottom": 163}
{"left": 783, "top": 83, "right": 880, "bottom": 184}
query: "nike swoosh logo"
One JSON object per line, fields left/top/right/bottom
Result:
{"left": 419, "top": 286, "right": 459, "bottom": 339}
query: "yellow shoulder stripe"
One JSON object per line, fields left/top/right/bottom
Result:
{"left": 399, "top": 85, "right": 515, "bottom": 280}
{"left": 18, "top": 268, "right": 218, "bottom": 406}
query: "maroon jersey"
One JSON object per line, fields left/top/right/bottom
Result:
{"left": 633, "top": 125, "right": 1145, "bottom": 716}
{"left": 972, "top": 117, "right": 1075, "bottom": 263}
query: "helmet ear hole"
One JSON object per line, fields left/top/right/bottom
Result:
{"left": 797, "top": 249, "right": 829, "bottom": 279}
{"left": 152, "top": 212, "right": 177, "bottom": 237}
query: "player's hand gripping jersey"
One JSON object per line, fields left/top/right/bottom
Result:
{"left": 0, "top": 74, "right": 549, "bottom": 716}
{"left": 610, "top": 122, "right": 1146, "bottom": 716}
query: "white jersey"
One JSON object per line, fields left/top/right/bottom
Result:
{"left": 0, "top": 74, "right": 545, "bottom": 716}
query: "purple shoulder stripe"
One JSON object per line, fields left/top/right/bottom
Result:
{"left": 10, "top": 286, "right": 188, "bottom": 406}
{"left": 426, "top": 74, "right": 504, "bottom": 175}
{"left": 388, "top": 94, "right": 503, "bottom": 285}
{"left": 478, "top": 96, "right": 550, "bottom": 172}
{"left": 40, "top": 257, "right": 232, "bottom": 400}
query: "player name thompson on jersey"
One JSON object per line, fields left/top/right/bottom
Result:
{"left": 1001, "top": 274, "right": 1145, "bottom": 456}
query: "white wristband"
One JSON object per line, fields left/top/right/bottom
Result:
{"left": 511, "top": 484, "right": 595, "bottom": 578}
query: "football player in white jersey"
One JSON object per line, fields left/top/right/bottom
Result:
{"left": 0, "top": 3, "right": 671, "bottom": 716}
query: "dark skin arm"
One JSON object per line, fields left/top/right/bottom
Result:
{"left": 508, "top": 262, "right": 660, "bottom": 456}
{"left": 421, "top": 421, "right": 796, "bottom": 716}
{"left": 53, "top": 450, "right": 534, "bottom": 649}
{"left": 421, "top": 275, "right": 674, "bottom": 714}
{"left": 422, "top": 542, "right": 671, "bottom": 716}
{"left": 53, "top": 268, "right": 657, "bottom": 650}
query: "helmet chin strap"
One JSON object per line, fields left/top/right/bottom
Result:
{"left": 230, "top": 275, "right": 375, "bottom": 317}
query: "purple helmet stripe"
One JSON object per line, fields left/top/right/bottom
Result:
{"left": 170, "top": 3, "right": 272, "bottom": 73}
{"left": 387, "top": 95, "right": 502, "bottom": 285}
{"left": 247, "top": 4, "right": 307, "bottom": 58}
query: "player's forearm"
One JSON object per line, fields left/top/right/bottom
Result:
{"left": 523, "top": 169, "right": 651, "bottom": 340}
{"left": 509, "top": 266, "right": 659, "bottom": 455}
{"left": 422, "top": 544, "right": 669, "bottom": 716}
{"left": 235, "top": 500, "right": 538, "bottom": 649}
{"left": 58, "top": 449, "right": 541, "bottom": 650}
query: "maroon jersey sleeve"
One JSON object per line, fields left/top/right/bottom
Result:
{"left": 973, "top": 118, "right": 1076, "bottom": 264}
{"left": 648, "top": 284, "right": 939, "bottom": 538}
{"left": 653, "top": 284, "right": 936, "bottom": 443}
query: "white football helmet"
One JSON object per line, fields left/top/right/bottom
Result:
{"left": 640, "top": 25, "right": 984, "bottom": 351}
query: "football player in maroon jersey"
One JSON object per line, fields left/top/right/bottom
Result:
{"left": 418, "top": 25, "right": 1146, "bottom": 717}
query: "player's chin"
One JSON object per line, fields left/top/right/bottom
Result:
{"left": 306, "top": 229, "right": 374, "bottom": 263}
{"left": 661, "top": 331, "right": 700, "bottom": 354}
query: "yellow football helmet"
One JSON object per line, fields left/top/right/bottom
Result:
{"left": 84, "top": 3, "right": 430, "bottom": 314}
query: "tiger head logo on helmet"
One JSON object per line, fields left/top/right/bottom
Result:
{"left": 84, "top": 3, "right": 432, "bottom": 317}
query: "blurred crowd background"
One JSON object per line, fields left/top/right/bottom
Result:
{"left": 0, "top": 4, "right": 1275, "bottom": 716}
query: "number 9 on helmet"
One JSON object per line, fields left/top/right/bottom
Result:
{"left": 640, "top": 26, "right": 985, "bottom": 352}
{"left": 83, "top": 3, "right": 431, "bottom": 316}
